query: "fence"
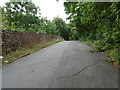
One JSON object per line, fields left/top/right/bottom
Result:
{"left": 1, "top": 30, "right": 61, "bottom": 56}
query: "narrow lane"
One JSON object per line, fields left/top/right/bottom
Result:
{"left": 2, "top": 41, "right": 118, "bottom": 88}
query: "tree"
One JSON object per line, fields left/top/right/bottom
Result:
{"left": 3, "top": 1, "right": 41, "bottom": 31}
{"left": 64, "top": 2, "right": 120, "bottom": 61}
{"left": 52, "top": 17, "right": 70, "bottom": 40}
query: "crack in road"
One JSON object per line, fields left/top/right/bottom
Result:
{"left": 71, "top": 62, "right": 100, "bottom": 88}
{"left": 57, "top": 62, "right": 100, "bottom": 79}
{"left": 72, "top": 62, "right": 100, "bottom": 76}
{"left": 49, "top": 62, "right": 100, "bottom": 88}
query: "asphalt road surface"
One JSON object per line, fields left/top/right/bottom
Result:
{"left": 2, "top": 41, "right": 118, "bottom": 88}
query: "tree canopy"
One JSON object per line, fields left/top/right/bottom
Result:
{"left": 2, "top": 1, "right": 41, "bottom": 31}
{"left": 64, "top": 2, "right": 120, "bottom": 63}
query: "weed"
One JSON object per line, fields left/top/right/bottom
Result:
{"left": 1, "top": 39, "right": 64, "bottom": 65}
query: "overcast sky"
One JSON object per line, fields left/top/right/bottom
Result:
{"left": 0, "top": 0, "right": 68, "bottom": 22}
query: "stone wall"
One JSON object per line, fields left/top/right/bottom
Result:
{"left": 1, "top": 30, "right": 61, "bottom": 56}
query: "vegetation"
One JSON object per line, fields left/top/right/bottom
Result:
{"left": 1, "top": 1, "right": 67, "bottom": 65}
{"left": 2, "top": 39, "right": 63, "bottom": 65}
{"left": 1, "top": 1, "right": 70, "bottom": 40}
{"left": 1, "top": 1, "right": 120, "bottom": 66}
{"left": 64, "top": 2, "right": 120, "bottom": 66}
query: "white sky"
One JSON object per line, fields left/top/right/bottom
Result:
{"left": 0, "top": 0, "right": 68, "bottom": 22}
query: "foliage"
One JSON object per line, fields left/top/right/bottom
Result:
{"left": 2, "top": 1, "right": 70, "bottom": 40}
{"left": 52, "top": 17, "right": 71, "bottom": 40}
{"left": 64, "top": 2, "right": 120, "bottom": 64}
{"left": 2, "top": 1, "right": 41, "bottom": 31}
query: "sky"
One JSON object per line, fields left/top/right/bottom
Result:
{"left": 0, "top": 0, "right": 68, "bottom": 22}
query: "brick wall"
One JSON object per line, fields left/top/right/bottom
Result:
{"left": 1, "top": 30, "right": 61, "bottom": 56}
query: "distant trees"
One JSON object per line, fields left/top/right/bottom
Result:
{"left": 38, "top": 17, "right": 71, "bottom": 40}
{"left": 1, "top": 1, "right": 70, "bottom": 40}
{"left": 52, "top": 17, "right": 71, "bottom": 40}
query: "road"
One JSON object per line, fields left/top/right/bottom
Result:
{"left": 2, "top": 41, "right": 118, "bottom": 88}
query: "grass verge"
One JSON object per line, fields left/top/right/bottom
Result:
{"left": 81, "top": 40, "right": 119, "bottom": 67}
{"left": 1, "top": 39, "right": 64, "bottom": 66}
